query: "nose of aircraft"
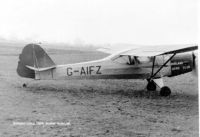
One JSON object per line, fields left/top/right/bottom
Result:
{"left": 192, "top": 52, "right": 198, "bottom": 76}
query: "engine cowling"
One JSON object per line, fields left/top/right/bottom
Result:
{"left": 169, "top": 52, "right": 194, "bottom": 77}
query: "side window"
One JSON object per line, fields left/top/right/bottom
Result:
{"left": 136, "top": 56, "right": 151, "bottom": 64}
{"left": 114, "top": 55, "right": 135, "bottom": 65}
{"left": 113, "top": 55, "right": 151, "bottom": 65}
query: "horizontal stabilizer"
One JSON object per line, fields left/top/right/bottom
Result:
{"left": 26, "top": 65, "right": 56, "bottom": 71}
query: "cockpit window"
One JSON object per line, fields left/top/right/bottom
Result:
{"left": 114, "top": 55, "right": 136, "bottom": 65}
{"left": 137, "top": 56, "right": 151, "bottom": 63}
{"left": 113, "top": 55, "right": 151, "bottom": 65}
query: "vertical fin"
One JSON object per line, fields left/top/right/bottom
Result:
{"left": 17, "top": 44, "right": 55, "bottom": 79}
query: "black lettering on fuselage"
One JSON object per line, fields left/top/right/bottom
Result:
{"left": 67, "top": 67, "right": 73, "bottom": 76}
{"left": 80, "top": 67, "right": 86, "bottom": 75}
{"left": 80, "top": 66, "right": 101, "bottom": 75}
{"left": 96, "top": 66, "right": 101, "bottom": 74}
{"left": 89, "top": 66, "right": 94, "bottom": 74}
{"left": 86, "top": 67, "right": 89, "bottom": 74}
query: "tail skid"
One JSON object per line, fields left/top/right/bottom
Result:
{"left": 17, "top": 43, "right": 56, "bottom": 79}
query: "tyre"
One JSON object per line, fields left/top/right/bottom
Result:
{"left": 147, "top": 81, "right": 156, "bottom": 91}
{"left": 160, "top": 86, "right": 171, "bottom": 96}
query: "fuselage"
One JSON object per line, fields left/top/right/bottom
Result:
{"left": 35, "top": 52, "right": 194, "bottom": 80}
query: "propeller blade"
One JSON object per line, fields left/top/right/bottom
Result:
{"left": 192, "top": 52, "right": 198, "bottom": 76}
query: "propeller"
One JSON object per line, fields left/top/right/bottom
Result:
{"left": 192, "top": 52, "right": 198, "bottom": 75}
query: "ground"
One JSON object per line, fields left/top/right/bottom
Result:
{"left": 0, "top": 44, "right": 198, "bottom": 137}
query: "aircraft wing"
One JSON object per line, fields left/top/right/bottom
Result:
{"left": 97, "top": 44, "right": 140, "bottom": 54}
{"left": 97, "top": 48, "right": 115, "bottom": 54}
{"left": 118, "top": 44, "right": 198, "bottom": 56}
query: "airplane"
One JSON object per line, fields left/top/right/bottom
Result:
{"left": 17, "top": 43, "right": 198, "bottom": 96}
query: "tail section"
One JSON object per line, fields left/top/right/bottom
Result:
{"left": 17, "top": 43, "right": 56, "bottom": 79}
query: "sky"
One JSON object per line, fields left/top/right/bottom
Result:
{"left": 0, "top": 0, "right": 198, "bottom": 45}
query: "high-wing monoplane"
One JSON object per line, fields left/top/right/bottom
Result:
{"left": 17, "top": 44, "right": 198, "bottom": 96}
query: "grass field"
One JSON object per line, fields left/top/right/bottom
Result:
{"left": 0, "top": 44, "right": 198, "bottom": 137}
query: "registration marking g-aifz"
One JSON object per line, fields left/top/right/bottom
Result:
{"left": 66, "top": 66, "right": 101, "bottom": 76}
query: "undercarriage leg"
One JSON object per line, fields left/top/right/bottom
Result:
{"left": 146, "top": 54, "right": 176, "bottom": 96}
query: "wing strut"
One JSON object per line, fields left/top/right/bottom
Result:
{"left": 148, "top": 53, "right": 176, "bottom": 81}
{"left": 151, "top": 56, "right": 156, "bottom": 76}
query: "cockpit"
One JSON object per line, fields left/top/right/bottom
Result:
{"left": 113, "top": 55, "right": 151, "bottom": 65}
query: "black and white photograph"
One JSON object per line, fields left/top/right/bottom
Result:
{"left": 0, "top": 0, "right": 198, "bottom": 136}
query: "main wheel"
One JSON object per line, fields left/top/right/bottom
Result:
{"left": 147, "top": 81, "right": 156, "bottom": 91}
{"left": 160, "top": 86, "right": 171, "bottom": 96}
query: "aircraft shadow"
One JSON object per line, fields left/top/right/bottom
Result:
{"left": 18, "top": 82, "right": 197, "bottom": 101}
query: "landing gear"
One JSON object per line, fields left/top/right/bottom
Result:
{"left": 146, "top": 80, "right": 171, "bottom": 97}
{"left": 146, "top": 81, "right": 156, "bottom": 91}
{"left": 22, "top": 83, "right": 27, "bottom": 88}
{"left": 160, "top": 86, "right": 171, "bottom": 96}
{"left": 146, "top": 54, "right": 176, "bottom": 97}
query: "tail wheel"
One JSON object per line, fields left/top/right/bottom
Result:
{"left": 147, "top": 81, "right": 156, "bottom": 91}
{"left": 22, "top": 83, "right": 27, "bottom": 88}
{"left": 160, "top": 86, "right": 171, "bottom": 96}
